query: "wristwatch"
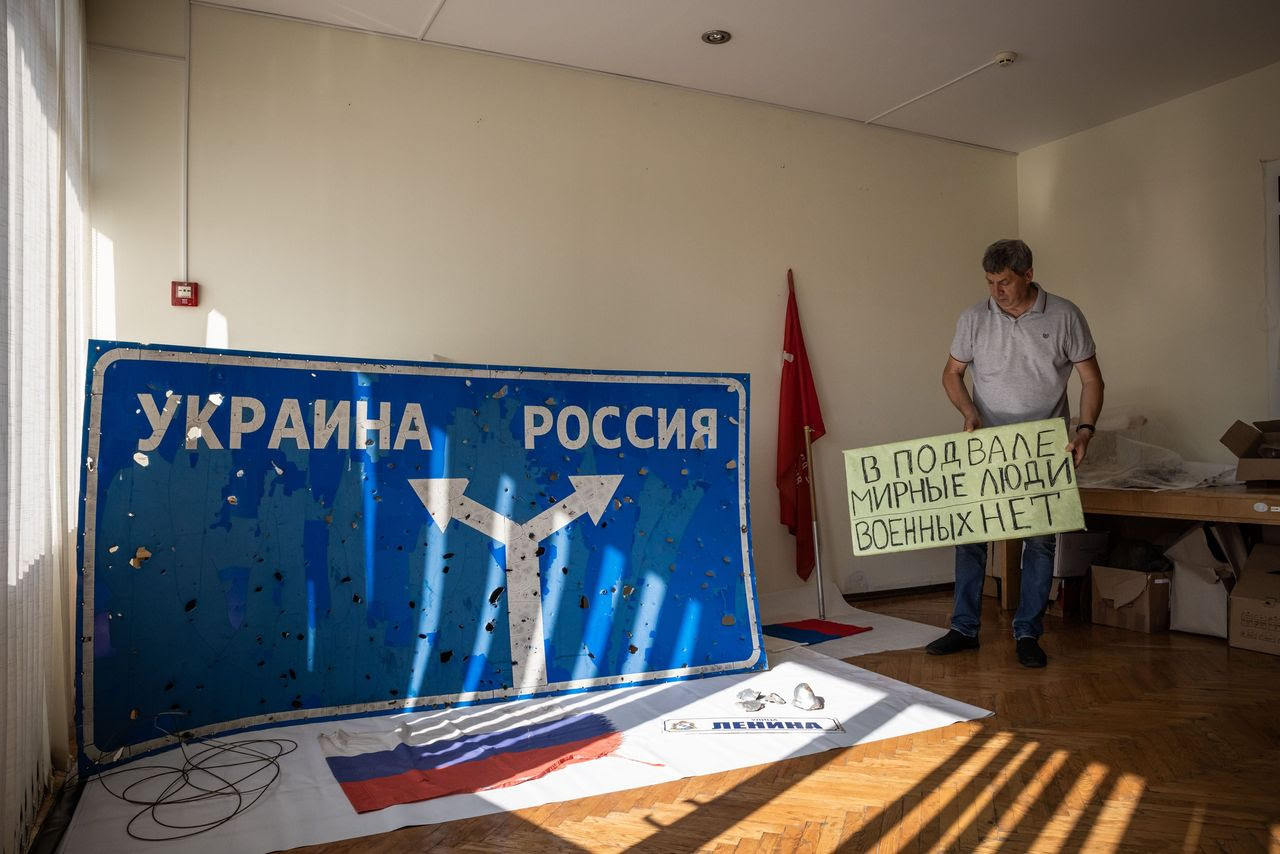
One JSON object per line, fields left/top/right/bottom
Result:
{"left": 1075, "top": 423, "right": 1095, "bottom": 434}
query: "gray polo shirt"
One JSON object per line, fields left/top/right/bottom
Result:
{"left": 949, "top": 284, "right": 1095, "bottom": 427}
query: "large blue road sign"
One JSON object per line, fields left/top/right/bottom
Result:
{"left": 77, "top": 342, "right": 762, "bottom": 765}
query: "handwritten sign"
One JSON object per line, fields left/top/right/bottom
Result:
{"left": 843, "top": 419, "right": 1084, "bottom": 556}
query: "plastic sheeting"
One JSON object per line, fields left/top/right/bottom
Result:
{"left": 1075, "top": 409, "right": 1235, "bottom": 491}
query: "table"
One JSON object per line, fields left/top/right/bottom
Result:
{"left": 993, "top": 485, "right": 1280, "bottom": 611}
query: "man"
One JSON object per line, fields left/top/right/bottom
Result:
{"left": 927, "top": 239, "right": 1104, "bottom": 668}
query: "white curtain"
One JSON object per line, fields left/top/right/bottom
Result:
{"left": 0, "top": 0, "right": 86, "bottom": 850}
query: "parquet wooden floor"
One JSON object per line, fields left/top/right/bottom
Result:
{"left": 285, "top": 591, "right": 1280, "bottom": 853}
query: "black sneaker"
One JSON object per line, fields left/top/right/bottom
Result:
{"left": 1016, "top": 637, "right": 1047, "bottom": 668}
{"left": 925, "top": 629, "right": 980, "bottom": 656}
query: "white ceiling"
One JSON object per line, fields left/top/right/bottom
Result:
{"left": 206, "top": 0, "right": 1280, "bottom": 152}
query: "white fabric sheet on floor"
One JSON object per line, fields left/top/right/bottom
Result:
{"left": 58, "top": 647, "right": 988, "bottom": 854}
{"left": 759, "top": 580, "right": 949, "bottom": 658}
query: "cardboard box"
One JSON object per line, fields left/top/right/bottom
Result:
{"left": 1164, "top": 525, "right": 1233, "bottom": 638}
{"left": 1091, "top": 565, "right": 1170, "bottom": 633}
{"left": 982, "top": 547, "right": 999, "bottom": 598}
{"left": 1220, "top": 419, "right": 1280, "bottom": 482}
{"left": 983, "top": 574, "right": 1001, "bottom": 600}
{"left": 1048, "top": 574, "right": 1091, "bottom": 621}
{"left": 1054, "top": 531, "right": 1108, "bottom": 578}
{"left": 1229, "top": 544, "right": 1280, "bottom": 656}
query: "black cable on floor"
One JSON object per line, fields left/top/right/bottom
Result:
{"left": 82, "top": 714, "right": 299, "bottom": 842}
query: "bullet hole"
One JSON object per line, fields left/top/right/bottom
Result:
{"left": 561, "top": 566, "right": 569, "bottom": 575}
{"left": 129, "top": 547, "right": 152, "bottom": 569}
{"left": 493, "top": 385, "right": 508, "bottom": 399}
{"left": 257, "top": 660, "right": 264, "bottom": 667}
{"left": 339, "top": 576, "right": 350, "bottom": 583}
{"left": 440, "top": 650, "right": 453, "bottom": 663}
{"left": 129, "top": 708, "right": 140, "bottom": 720}
{"left": 725, "top": 460, "right": 737, "bottom": 469}
{"left": 700, "top": 582, "right": 709, "bottom": 590}
{"left": 579, "top": 596, "right": 588, "bottom": 609}
{"left": 628, "top": 645, "right": 638, "bottom": 654}
{"left": 274, "top": 571, "right": 284, "bottom": 582}
{"left": 721, "top": 615, "right": 736, "bottom": 626}
{"left": 443, "top": 553, "right": 454, "bottom": 559}
{"left": 288, "top": 669, "right": 297, "bottom": 680}
{"left": 600, "top": 522, "right": 608, "bottom": 528}
{"left": 255, "top": 636, "right": 263, "bottom": 644}
{"left": 389, "top": 688, "right": 398, "bottom": 696}
{"left": 364, "top": 674, "right": 371, "bottom": 680}
{"left": 535, "top": 546, "right": 545, "bottom": 557}
{"left": 489, "top": 587, "right": 505, "bottom": 605}
{"left": 485, "top": 621, "right": 494, "bottom": 632}
{"left": 681, "top": 468, "right": 689, "bottom": 475}
{"left": 352, "top": 594, "right": 363, "bottom": 604}
{"left": 108, "top": 545, "right": 119, "bottom": 554}
{"left": 418, "top": 633, "right": 427, "bottom": 639}
{"left": 408, "top": 600, "right": 416, "bottom": 609}
{"left": 281, "top": 631, "right": 290, "bottom": 638}
{"left": 227, "top": 495, "right": 238, "bottom": 505}
{"left": 442, "top": 566, "right": 450, "bottom": 573}
{"left": 622, "top": 585, "right": 635, "bottom": 597}
{"left": 587, "top": 651, "right": 595, "bottom": 660}
{"left": 253, "top": 585, "right": 263, "bottom": 593}
{"left": 291, "top": 699, "right": 303, "bottom": 709}
{"left": 666, "top": 537, "right": 675, "bottom": 544}
{"left": 297, "top": 633, "right": 305, "bottom": 641}
{"left": 723, "top": 556, "right": 732, "bottom": 564}
{"left": 706, "top": 570, "right": 716, "bottom": 577}
{"left": 638, "top": 467, "right": 648, "bottom": 476}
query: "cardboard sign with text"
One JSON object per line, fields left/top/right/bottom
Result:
{"left": 843, "top": 419, "right": 1084, "bottom": 556}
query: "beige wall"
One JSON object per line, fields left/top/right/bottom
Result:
{"left": 1018, "top": 61, "right": 1280, "bottom": 463}
{"left": 88, "top": 3, "right": 1018, "bottom": 595}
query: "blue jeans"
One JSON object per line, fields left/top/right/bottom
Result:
{"left": 950, "top": 536, "right": 1055, "bottom": 640}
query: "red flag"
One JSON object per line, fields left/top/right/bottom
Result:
{"left": 777, "top": 270, "right": 826, "bottom": 581}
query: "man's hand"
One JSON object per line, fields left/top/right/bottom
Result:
{"left": 942, "top": 357, "right": 982, "bottom": 433}
{"left": 1065, "top": 429, "right": 1092, "bottom": 467}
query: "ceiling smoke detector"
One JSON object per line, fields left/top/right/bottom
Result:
{"left": 701, "top": 29, "right": 732, "bottom": 45}
{"left": 995, "top": 50, "right": 1018, "bottom": 66}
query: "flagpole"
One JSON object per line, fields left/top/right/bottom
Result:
{"left": 804, "top": 425, "right": 825, "bottom": 620}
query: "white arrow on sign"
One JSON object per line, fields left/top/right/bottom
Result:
{"left": 408, "top": 474, "right": 623, "bottom": 693}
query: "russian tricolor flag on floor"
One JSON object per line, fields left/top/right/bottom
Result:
{"left": 762, "top": 619, "right": 872, "bottom": 646}
{"left": 319, "top": 705, "right": 621, "bottom": 813}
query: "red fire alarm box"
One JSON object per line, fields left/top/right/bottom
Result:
{"left": 171, "top": 281, "right": 199, "bottom": 307}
